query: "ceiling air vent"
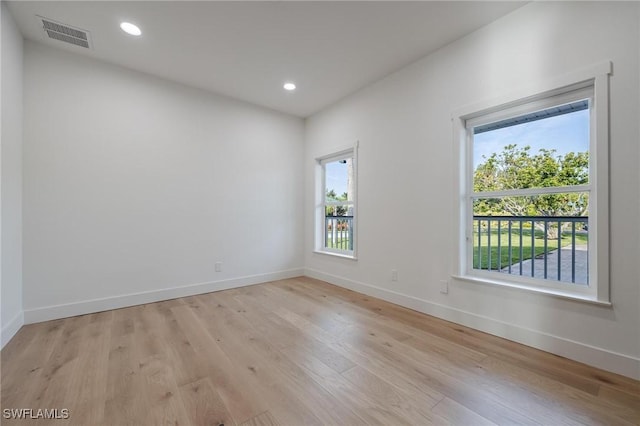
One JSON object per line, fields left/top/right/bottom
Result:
{"left": 38, "top": 16, "right": 92, "bottom": 49}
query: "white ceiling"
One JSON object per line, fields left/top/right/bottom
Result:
{"left": 7, "top": 1, "right": 525, "bottom": 117}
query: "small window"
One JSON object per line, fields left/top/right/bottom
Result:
{"left": 453, "top": 63, "right": 611, "bottom": 303}
{"left": 316, "top": 147, "right": 357, "bottom": 258}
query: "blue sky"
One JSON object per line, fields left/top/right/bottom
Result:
{"left": 473, "top": 109, "right": 589, "bottom": 169}
{"left": 326, "top": 160, "right": 348, "bottom": 197}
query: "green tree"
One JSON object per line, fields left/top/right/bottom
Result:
{"left": 474, "top": 144, "right": 589, "bottom": 236}
{"left": 325, "top": 189, "right": 348, "bottom": 216}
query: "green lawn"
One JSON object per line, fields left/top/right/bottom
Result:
{"left": 325, "top": 236, "right": 352, "bottom": 250}
{"left": 325, "top": 227, "right": 352, "bottom": 250}
{"left": 473, "top": 226, "right": 588, "bottom": 270}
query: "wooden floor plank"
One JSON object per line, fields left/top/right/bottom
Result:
{"left": 204, "top": 290, "right": 366, "bottom": 426}
{"left": 171, "top": 301, "right": 268, "bottom": 424}
{"left": 103, "top": 307, "right": 150, "bottom": 425}
{"left": 240, "top": 411, "right": 280, "bottom": 426}
{"left": 1, "top": 319, "right": 65, "bottom": 406}
{"left": 1, "top": 277, "right": 638, "bottom": 426}
{"left": 431, "top": 396, "right": 498, "bottom": 426}
{"left": 231, "top": 290, "right": 356, "bottom": 373}
{"left": 65, "top": 311, "right": 113, "bottom": 426}
{"left": 342, "top": 326, "right": 594, "bottom": 425}
{"left": 279, "top": 344, "right": 414, "bottom": 425}
{"left": 191, "top": 293, "right": 325, "bottom": 426}
{"left": 32, "top": 315, "right": 93, "bottom": 424}
{"left": 298, "top": 277, "right": 607, "bottom": 396}
{"left": 479, "top": 355, "right": 640, "bottom": 425}
{"left": 340, "top": 365, "right": 449, "bottom": 425}
{"left": 292, "top": 277, "right": 489, "bottom": 363}
{"left": 178, "top": 377, "right": 235, "bottom": 426}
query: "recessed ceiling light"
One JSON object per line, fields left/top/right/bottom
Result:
{"left": 120, "top": 22, "right": 141, "bottom": 36}
{"left": 283, "top": 82, "right": 296, "bottom": 91}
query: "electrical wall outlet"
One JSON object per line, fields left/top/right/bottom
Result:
{"left": 391, "top": 269, "right": 398, "bottom": 281}
{"left": 215, "top": 262, "right": 222, "bottom": 272}
{"left": 440, "top": 279, "right": 449, "bottom": 294}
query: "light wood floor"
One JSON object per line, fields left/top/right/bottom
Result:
{"left": 2, "top": 277, "right": 639, "bottom": 426}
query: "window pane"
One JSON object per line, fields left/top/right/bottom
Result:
{"left": 325, "top": 158, "right": 354, "bottom": 203}
{"left": 325, "top": 204, "right": 353, "bottom": 217}
{"left": 318, "top": 149, "right": 356, "bottom": 256}
{"left": 324, "top": 211, "right": 354, "bottom": 251}
{"left": 472, "top": 193, "right": 589, "bottom": 285}
{"left": 473, "top": 107, "right": 589, "bottom": 192}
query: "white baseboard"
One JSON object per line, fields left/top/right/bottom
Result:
{"left": 24, "top": 268, "right": 304, "bottom": 324}
{"left": 1, "top": 310, "right": 25, "bottom": 349}
{"left": 304, "top": 268, "right": 640, "bottom": 380}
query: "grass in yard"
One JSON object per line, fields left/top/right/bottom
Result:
{"left": 325, "top": 239, "right": 351, "bottom": 250}
{"left": 473, "top": 226, "right": 588, "bottom": 270}
{"left": 325, "top": 233, "right": 352, "bottom": 250}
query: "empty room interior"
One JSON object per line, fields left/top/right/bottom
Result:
{"left": 1, "top": 1, "right": 640, "bottom": 425}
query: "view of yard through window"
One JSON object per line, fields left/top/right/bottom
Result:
{"left": 472, "top": 101, "right": 590, "bottom": 285}
{"left": 324, "top": 156, "right": 355, "bottom": 252}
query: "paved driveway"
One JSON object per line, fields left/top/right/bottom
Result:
{"left": 500, "top": 244, "right": 588, "bottom": 285}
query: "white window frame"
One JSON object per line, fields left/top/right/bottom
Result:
{"left": 314, "top": 143, "right": 358, "bottom": 259}
{"left": 452, "top": 62, "right": 611, "bottom": 305}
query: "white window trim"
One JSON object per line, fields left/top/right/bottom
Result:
{"left": 314, "top": 142, "right": 359, "bottom": 260}
{"left": 465, "top": 85, "right": 594, "bottom": 297}
{"left": 451, "top": 61, "right": 611, "bottom": 305}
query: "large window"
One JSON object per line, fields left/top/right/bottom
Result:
{"left": 453, "top": 63, "right": 611, "bottom": 303}
{"left": 316, "top": 147, "right": 357, "bottom": 258}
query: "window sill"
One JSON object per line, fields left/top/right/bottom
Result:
{"left": 313, "top": 250, "right": 358, "bottom": 261}
{"left": 452, "top": 274, "right": 612, "bottom": 307}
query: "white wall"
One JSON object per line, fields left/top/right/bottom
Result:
{"left": 305, "top": 2, "right": 640, "bottom": 379}
{"left": 23, "top": 41, "right": 304, "bottom": 321}
{"left": 1, "top": 2, "right": 24, "bottom": 348}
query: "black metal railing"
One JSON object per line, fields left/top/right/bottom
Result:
{"left": 473, "top": 215, "right": 588, "bottom": 285}
{"left": 325, "top": 216, "right": 354, "bottom": 251}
